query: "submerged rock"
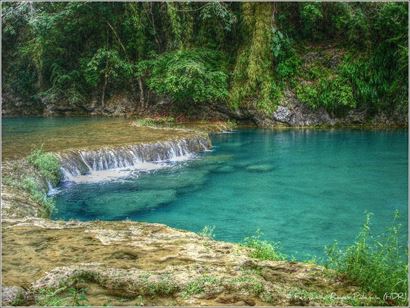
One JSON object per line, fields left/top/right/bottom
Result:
{"left": 136, "top": 168, "right": 209, "bottom": 192}
{"left": 213, "top": 165, "right": 236, "bottom": 173}
{"left": 83, "top": 189, "right": 178, "bottom": 218}
{"left": 245, "top": 164, "right": 275, "bottom": 173}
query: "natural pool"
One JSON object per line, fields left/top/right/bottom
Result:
{"left": 52, "top": 128, "right": 408, "bottom": 260}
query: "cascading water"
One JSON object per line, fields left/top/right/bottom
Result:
{"left": 57, "top": 136, "right": 211, "bottom": 183}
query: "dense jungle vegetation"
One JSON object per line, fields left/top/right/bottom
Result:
{"left": 2, "top": 1, "right": 408, "bottom": 117}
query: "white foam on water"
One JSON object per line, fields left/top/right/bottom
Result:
{"left": 60, "top": 157, "right": 197, "bottom": 185}
{"left": 56, "top": 137, "right": 210, "bottom": 186}
{"left": 46, "top": 181, "right": 61, "bottom": 196}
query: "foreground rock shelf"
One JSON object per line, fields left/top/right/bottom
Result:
{"left": 3, "top": 218, "right": 362, "bottom": 306}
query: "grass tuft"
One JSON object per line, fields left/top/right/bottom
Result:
{"left": 139, "top": 273, "right": 179, "bottom": 296}
{"left": 27, "top": 147, "right": 61, "bottom": 185}
{"left": 242, "top": 230, "right": 286, "bottom": 261}
{"left": 181, "top": 276, "right": 219, "bottom": 298}
{"left": 134, "top": 116, "right": 175, "bottom": 128}
{"left": 325, "top": 211, "right": 408, "bottom": 306}
{"left": 36, "top": 286, "right": 88, "bottom": 306}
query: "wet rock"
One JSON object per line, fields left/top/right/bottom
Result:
{"left": 272, "top": 90, "right": 333, "bottom": 127}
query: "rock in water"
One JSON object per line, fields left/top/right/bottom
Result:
{"left": 214, "top": 165, "right": 236, "bottom": 173}
{"left": 245, "top": 164, "right": 275, "bottom": 173}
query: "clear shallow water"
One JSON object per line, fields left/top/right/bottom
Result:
{"left": 53, "top": 129, "right": 408, "bottom": 260}
{"left": 2, "top": 117, "right": 192, "bottom": 160}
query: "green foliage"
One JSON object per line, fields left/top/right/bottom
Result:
{"left": 146, "top": 49, "right": 228, "bottom": 105}
{"left": 325, "top": 211, "right": 408, "bottom": 306}
{"left": 229, "top": 274, "right": 264, "bottom": 295}
{"left": 21, "top": 177, "right": 55, "bottom": 216}
{"left": 182, "top": 276, "right": 220, "bottom": 298}
{"left": 197, "top": 2, "right": 237, "bottom": 50}
{"left": 27, "top": 147, "right": 61, "bottom": 185}
{"left": 200, "top": 2, "right": 236, "bottom": 32}
{"left": 242, "top": 230, "right": 286, "bottom": 261}
{"left": 300, "top": 3, "right": 323, "bottom": 40}
{"left": 10, "top": 291, "right": 26, "bottom": 306}
{"left": 339, "top": 51, "right": 407, "bottom": 113}
{"left": 198, "top": 225, "right": 216, "bottom": 239}
{"left": 134, "top": 116, "right": 176, "bottom": 128}
{"left": 271, "top": 28, "right": 301, "bottom": 83}
{"left": 230, "top": 3, "right": 279, "bottom": 113}
{"left": 36, "top": 286, "right": 88, "bottom": 306}
{"left": 139, "top": 274, "right": 178, "bottom": 296}
{"left": 296, "top": 75, "right": 355, "bottom": 116}
{"left": 83, "top": 48, "right": 133, "bottom": 88}
{"left": 2, "top": 2, "right": 408, "bottom": 116}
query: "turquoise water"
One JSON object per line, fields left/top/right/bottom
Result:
{"left": 53, "top": 129, "right": 408, "bottom": 260}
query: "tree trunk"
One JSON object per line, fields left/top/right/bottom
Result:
{"left": 101, "top": 74, "right": 108, "bottom": 109}
{"left": 271, "top": 2, "right": 277, "bottom": 28}
{"left": 138, "top": 77, "right": 145, "bottom": 109}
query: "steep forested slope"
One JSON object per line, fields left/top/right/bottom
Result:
{"left": 2, "top": 2, "right": 408, "bottom": 125}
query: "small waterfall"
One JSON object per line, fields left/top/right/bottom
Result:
{"left": 58, "top": 136, "right": 211, "bottom": 181}
{"left": 46, "top": 181, "right": 60, "bottom": 196}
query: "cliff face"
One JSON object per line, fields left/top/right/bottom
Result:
{"left": 223, "top": 89, "right": 408, "bottom": 128}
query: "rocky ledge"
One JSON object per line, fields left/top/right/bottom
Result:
{"left": 212, "top": 89, "right": 407, "bottom": 128}
{"left": 2, "top": 218, "right": 367, "bottom": 306}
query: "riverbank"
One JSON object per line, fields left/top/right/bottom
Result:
{"left": 1, "top": 120, "right": 405, "bottom": 306}
{"left": 3, "top": 217, "right": 369, "bottom": 306}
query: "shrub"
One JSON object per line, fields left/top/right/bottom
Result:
{"left": 146, "top": 49, "right": 228, "bottom": 105}
{"left": 325, "top": 211, "right": 408, "bottom": 306}
{"left": 242, "top": 230, "right": 286, "bottom": 261}
{"left": 300, "top": 3, "right": 323, "bottom": 40}
{"left": 271, "top": 28, "right": 301, "bottom": 83}
{"left": 27, "top": 147, "right": 61, "bottom": 185}
{"left": 295, "top": 63, "right": 356, "bottom": 116}
{"left": 21, "top": 177, "right": 55, "bottom": 216}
